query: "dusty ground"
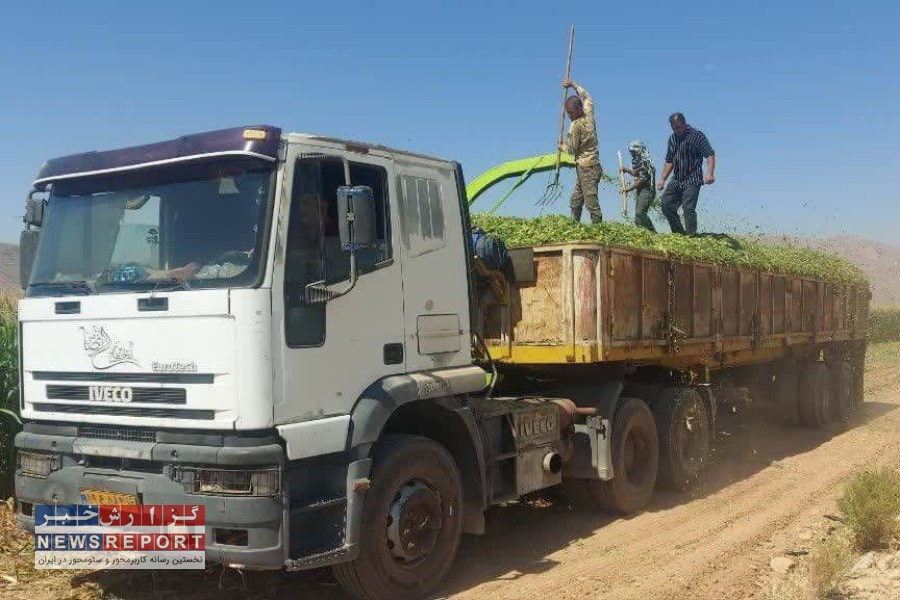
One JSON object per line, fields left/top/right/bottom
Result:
{"left": 3, "top": 342, "right": 900, "bottom": 600}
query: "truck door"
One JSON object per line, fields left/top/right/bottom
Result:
{"left": 273, "top": 150, "right": 405, "bottom": 426}
{"left": 395, "top": 160, "right": 471, "bottom": 371}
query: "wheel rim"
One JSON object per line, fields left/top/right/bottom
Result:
{"left": 385, "top": 480, "right": 443, "bottom": 564}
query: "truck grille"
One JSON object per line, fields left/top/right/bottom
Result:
{"left": 33, "top": 371, "right": 214, "bottom": 384}
{"left": 31, "top": 403, "right": 214, "bottom": 420}
{"left": 46, "top": 385, "right": 186, "bottom": 405}
{"left": 78, "top": 425, "right": 157, "bottom": 443}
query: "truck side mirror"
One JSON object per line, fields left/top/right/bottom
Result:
{"left": 336, "top": 186, "right": 377, "bottom": 251}
{"left": 24, "top": 196, "right": 44, "bottom": 227}
{"left": 20, "top": 229, "right": 40, "bottom": 289}
{"left": 303, "top": 186, "right": 377, "bottom": 306}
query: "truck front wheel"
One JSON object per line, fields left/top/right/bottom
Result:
{"left": 654, "top": 387, "right": 711, "bottom": 490}
{"left": 586, "top": 396, "right": 659, "bottom": 514}
{"left": 333, "top": 435, "right": 463, "bottom": 600}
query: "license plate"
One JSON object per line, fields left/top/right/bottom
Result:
{"left": 80, "top": 489, "right": 139, "bottom": 505}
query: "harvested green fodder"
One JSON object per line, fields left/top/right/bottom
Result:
{"left": 471, "top": 214, "right": 867, "bottom": 284}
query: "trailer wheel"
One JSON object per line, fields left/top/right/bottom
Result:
{"left": 831, "top": 359, "right": 854, "bottom": 422}
{"left": 586, "top": 397, "right": 658, "bottom": 514}
{"left": 799, "top": 361, "right": 833, "bottom": 427}
{"left": 654, "top": 387, "right": 711, "bottom": 490}
{"left": 850, "top": 348, "right": 866, "bottom": 406}
{"left": 776, "top": 362, "right": 801, "bottom": 424}
{"left": 332, "top": 435, "right": 462, "bottom": 600}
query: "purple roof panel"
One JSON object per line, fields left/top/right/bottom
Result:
{"left": 35, "top": 125, "right": 282, "bottom": 186}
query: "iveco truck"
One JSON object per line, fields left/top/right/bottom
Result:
{"left": 14, "top": 125, "right": 868, "bottom": 600}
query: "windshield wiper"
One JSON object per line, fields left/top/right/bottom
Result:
{"left": 29, "top": 280, "right": 97, "bottom": 295}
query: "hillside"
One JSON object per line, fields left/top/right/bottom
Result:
{"left": 761, "top": 234, "right": 900, "bottom": 306}
{"left": 0, "top": 235, "right": 896, "bottom": 304}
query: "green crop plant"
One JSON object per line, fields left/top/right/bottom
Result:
{"left": 868, "top": 307, "right": 900, "bottom": 343}
{"left": 0, "top": 298, "right": 19, "bottom": 498}
{"left": 471, "top": 214, "right": 867, "bottom": 284}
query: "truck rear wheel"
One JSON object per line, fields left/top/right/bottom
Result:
{"left": 831, "top": 359, "right": 854, "bottom": 421}
{"left": 799, "top": 361, "right": 833, "bottom": 427}
{"left": 586, "top": 397, "right": 658, "bottom": 514}
{"left": 776, "top": 361, "right": 801, "bottom": 424}
{"left": 653, "top": 387, "right": 711, "bottom": 490}
{"left": 332, "top": 435, "right": 463, "bottom": 600}
{"left": 851, "top": 348, "right": 866, "bottom": 406}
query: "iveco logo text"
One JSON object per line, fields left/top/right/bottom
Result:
{"left": 88, "top": 386, "right": 133, "bottom": 403}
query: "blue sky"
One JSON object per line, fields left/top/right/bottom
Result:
{"left": 1, "top": 1, "right": 898, "bottom": 244}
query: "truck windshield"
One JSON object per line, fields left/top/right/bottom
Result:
{"left": 28, "top": 158, "right": 275, "bottom": 296}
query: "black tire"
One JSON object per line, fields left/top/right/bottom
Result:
{"left": 776, "top": 361, "right": 801, "bottom": 425}
{"left": 332, "top": 435, "right": 463, "bottom": 600}
{"left": 850, "top": 347, "right": 866, "bottom": 406}
{"left": 653, "top": 387, "right": 711, "bottom": 490}
{"left": 799, "top": 361, "right": 833, "bottom": 427}
{"left": 585, "top": 397, "right": 658, "bottom": 514}
{"left": 830, "top": 359, "right": 854, "bottom": 422}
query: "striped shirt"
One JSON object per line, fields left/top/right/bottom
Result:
{"left": 665, "top": 126, "right": 714, "bottom": 187}
{"left": 631, "top": 156, "right": 654, "bottom": 191}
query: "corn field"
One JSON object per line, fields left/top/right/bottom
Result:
{"left": 869, "top": 307, "right": 900, "bottom": 343}
{"left": 0, "top": 298, "right": 18, "bottom": 499}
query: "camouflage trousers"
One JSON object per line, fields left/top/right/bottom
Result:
{"left": 571, "top": 163, "right": 602, "bottom": 224}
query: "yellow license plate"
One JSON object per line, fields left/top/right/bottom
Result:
{"left": 80, "top": 489, "right": 139, "bottom": 505}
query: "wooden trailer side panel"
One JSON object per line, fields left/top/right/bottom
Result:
{"left": 479, "top": 243, "right": 869, "bottom": 366}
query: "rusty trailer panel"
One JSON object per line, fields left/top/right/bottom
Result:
{"left": 479, "top": 243, "right": 869, "bottom": 368}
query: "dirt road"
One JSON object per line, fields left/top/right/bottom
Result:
{"left": 3, "top": 343, "right": 900, "bottom": 600}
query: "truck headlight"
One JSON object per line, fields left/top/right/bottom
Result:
{"left": 175, "top": 467, "right": 280, "bottom": 497}
{"left": 17, "top": 451, "right": 60, "bottom": 479}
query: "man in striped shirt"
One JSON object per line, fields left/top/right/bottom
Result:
{"left": 656, "top": 113, "right": 716, "bottom": 235}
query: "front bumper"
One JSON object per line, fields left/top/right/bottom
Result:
{"left": 14, "top": 426, "right": 287, "bottom": 570}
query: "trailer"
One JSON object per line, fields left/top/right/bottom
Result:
{"left": 13, "top": 126, "right": 869, "bottom": 600}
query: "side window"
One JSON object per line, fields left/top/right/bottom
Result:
{"left": 284, "top": 160, "right": 326, "bottom": 347}
{"left": 283, "top": 158, "right": 393, "bottom": 347}
{"left": 400, "top": 175, "right": 445, "bottom": 257}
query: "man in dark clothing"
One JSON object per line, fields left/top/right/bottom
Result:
{"left": 620, "top": 140, "right": 656, "bottom": 232}
{"left": 657, "top": 113, "right": 716, "bottom": 235}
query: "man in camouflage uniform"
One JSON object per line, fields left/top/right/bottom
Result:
{"left": 559, "top": 78, "right": 603, "bottom": 223}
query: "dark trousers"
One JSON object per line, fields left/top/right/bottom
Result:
{"left": 661, "top": 183, "right": 700, "bottom": 235}
{"left": 634, "top": 187, "right": 656, "bottom": 232}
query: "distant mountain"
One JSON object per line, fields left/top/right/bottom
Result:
{"left": 0, "top": 235, "right": 896, "bottom": 305}
{"left": 760, "top": 235, "right": 900, "bottom": 307}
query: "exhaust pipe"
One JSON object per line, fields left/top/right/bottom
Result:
{"left": 542, "top": 451, "right": 562, "bottom": 474}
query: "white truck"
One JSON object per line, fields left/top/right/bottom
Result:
{"left": 14, "top": 126, "right": 868, "bottom": 600}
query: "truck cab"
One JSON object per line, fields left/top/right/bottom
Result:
{"left": 15, "top": 126, "right": 492, "bottom": 585}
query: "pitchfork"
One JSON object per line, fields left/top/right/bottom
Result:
{"left": 537, "top": 25, "right": 575, "bottom": 208}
